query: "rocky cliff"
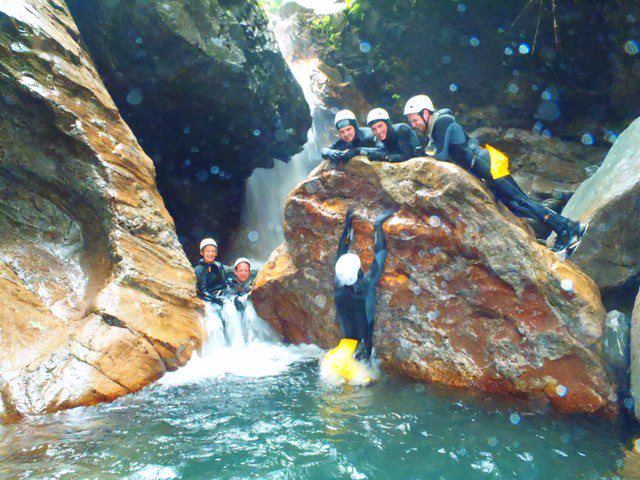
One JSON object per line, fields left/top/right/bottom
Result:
{"left": 66, "top": 0, "right": 311, "bottom": 260}
{"left": 253, "top": 156, "right": 617, "bottom": 414}
{"left": 0, "top": 0, "right": 203, "bottom": 423}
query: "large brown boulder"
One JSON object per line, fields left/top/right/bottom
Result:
{"left": 253, "top": 156, "right": 617, "bottom": 414}
{"left": 0, "top": 1, "right": 203, "bottom": 423}
{"left": 630, "top": 289, "right": 640, "bottom": 421}
{"left": 557, "top": 117, "right": 640, "bottom": 291}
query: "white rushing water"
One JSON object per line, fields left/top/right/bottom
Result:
{"left": 160, "top": 300, "right": 321, "bottom": 385}
{"left": 232, "top": 2, "right": 341, "bottom": 260}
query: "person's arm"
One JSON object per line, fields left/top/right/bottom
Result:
{"left": 321, "top": 139, "right": 346, "bottom": 162}
{"left": 386, "top": 125, "right": 424, "bottom": 162}
{"left": 365, "top": 210, "right": 394, "bottom": 284}
{"left": 360, "top": 147, "right": 391, "bottom": 161}
{"left": 194, "top": 265, "right": 205, "bottom": 298}
{"left": 336, "top": 208, "right": 355, "bottom": 260}
{"left": 432, "top": 116, "right": 466, "bottom": 161}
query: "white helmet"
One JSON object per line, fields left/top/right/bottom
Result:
{"left": 199, "top": 238, "right": 218, "bottom": 252}
{"left": 366, "top": 108, "right": 391, "bottom": 127}
{"left": 335, "top": 253, "right": 362, "bottom": 286}
{"left": 404, "top": 95, "right": 435, "bottom": 115}
{"left": 334, "top": 109, "right": 357, "bottom": 130}
{"left": 233, "top": 257, "right": 251, "bottom": 269}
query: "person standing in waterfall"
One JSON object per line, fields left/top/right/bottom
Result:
{"left": 194, "top": 238, "right": 227, "bottom": 304}
{"left": 321, "top": 110, "right": 376, "bottom": 165}
{"left": 333, "top": 208, "right": 394, "bottom": 362}
{"left": 403, "top": 94, "right": 587, "bottom": 254}
{"left": 358, "top": 108, "right": 424, "bottom": 162}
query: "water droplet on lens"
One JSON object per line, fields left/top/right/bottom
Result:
{"left": 504, "top": 47, "right": 514, "bottom": 56}
{"left": 315, "top": 295, "right": 326, "bottom": 308}
{"left": 556, "top": 385, "right": 568, "bottom": 397}
{"left": 456, "top": 3, "right": 466, "bottom": 12}
{"left": 429, "top": 215, "right": 442, "bottom": 227}
{"left": 488, "top": 436, "right": 498, "bottom": 447}
{"left": 359, "top": 41, "right": 371, "bottom": 53}
{"left": 253, "top": 129, "right": 261, "bottom": 136}
{"left": 508, "top": 83, "right": 519, "bottom": 94}
{"left": 469, "top": 36, "right": 480, "bottom": 47}
{"left": 519, "top": 43, "right": 531, "bottom": 54}
{"left": 248, "top": 231, "right": 259, "bottom": 242}
{"left": 210, "top": 165, "right": 219, "bottom": 174}
{"left": 183, "top": 126, "right": 190, "bottom": 134}
{"left": 509, "top": 413, "right": 521, "bottom": 425}
{"left": 441, "top": 55, "right": 452, "bottom": 64}
{"left": 449, "top": 83, "right": 458, "bottom": 92}
{"left": 624, "top": 39, "right": 639, "bottom": 55}
{"left": 581, "top": 133, "right": 594, "bottom": 145}
{"left": 135, "top": 37, "right": 143, "bottom": 44}
{"left": 126, "top": 88, "right": 143, "bottom": 105}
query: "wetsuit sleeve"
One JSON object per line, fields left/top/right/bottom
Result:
{"left": 432, "top": 116, "right": 466, "bottom": 161}
{"left": 336, "top": 211, "right": 354, "bottom": 260}
{"left": 365, "top": 219, "right": 388, "bottom": 285}
{"left": 194, "top": 265, "right": 205, "bottom": 299}
{"left": 386, "top": 124, "right": 423, "bottom": 162}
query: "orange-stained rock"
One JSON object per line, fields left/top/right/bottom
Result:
{"left": 253, "top": 157, "right": 617, "bottom": 414}
{"left": 0, "top": 1, "right": 203, "bottom": 423}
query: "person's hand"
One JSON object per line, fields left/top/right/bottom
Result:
{"left": 328, "top": 150, "right": 344, "bottom": 163}
{"left": 368, "top": 150, "right": 388, "bottom": 162}
{"left": 375, "top": 208, "right": 396, "bottom": 225}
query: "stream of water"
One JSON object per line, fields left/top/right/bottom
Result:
{"left": 1, "top": 301, "right": 637, "bottom": 480}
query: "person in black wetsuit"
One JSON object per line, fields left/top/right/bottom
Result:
{"left": 225, "top": 257, "right": 252, "bottom": 310}
{"left": 358, "top": 108, "right": 424, "bottom": 162}
{"left": 194, "top": 238, "right": 227, "bottom": 304}
{"left": 321, "top": 109, "right": 376, "bottom": 165}
{"left": 403, "top": 94, "right": 587, "bottom": 254}
{"left": 333, "top": 208, "right": 394, "bottom": 362}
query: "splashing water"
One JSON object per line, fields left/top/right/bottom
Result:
{"left": 161, "top": 301, "right": 322, "bottom": 386}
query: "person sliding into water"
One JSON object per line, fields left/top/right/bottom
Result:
{"left": 332, "top": 208, "right": 394, "bottom": 363}
{"left": 403, "top": 95, "right": 587, "bottom": 254}
{"left": 358, "top": 108, "right": 424, "bottom": 162}
{"left": 194, "top": 238, "right": 227, "bottom": 304}
{"left": 321, "top": 109, "right": 376, "bottom": 165}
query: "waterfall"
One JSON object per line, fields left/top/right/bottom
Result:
{"left": 230, "top": 2, "right": 344, "bottom": 262}
{"left": 160, "top": 300, "right": 321, "bottom": 385}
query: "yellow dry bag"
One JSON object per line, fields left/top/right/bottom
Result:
{"left": 485, "top": 144, "right": 510, "bottom": 179}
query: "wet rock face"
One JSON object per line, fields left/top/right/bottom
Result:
{"left": 253, "top": 157, "right": 617, "bottom": 414}
{"left": 66, "top": 0, "right": 310, "bottom": 261}
{"left": 303, "top": 0, "right": 640, "bottom": 141}
{"left": 0, "top": 1, "right": 203, "bottom": 423}
{"left": 631, "top": 290, "right": 640, "bottom": 421}
{"left": 558, "top": 118, "right": 640, "bottom": 291}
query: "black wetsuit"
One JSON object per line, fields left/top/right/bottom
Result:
{"left": 427, "top": 109, "right": 576, "bottom": 235}
{"left": 226, "top": 277, "right": 252, "bottom": 295}
{"left": 333, "top": 214, "right": 388, "bottom": 361}
{"left": 361, "top": 122, "right": 423, "bottom": 162}
{"left": 321, "top": 127, "right": 376, "bottom": 164}
{"left": 194, "top": 259, "right": 227, "bottom": 303}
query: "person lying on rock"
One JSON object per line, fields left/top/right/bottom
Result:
{"left": 321, "top": 109, "right": 376, "bottom": 165}
{"left": 194, "top": 238, "right": 227, "bottom": 304}
{"left": 334, "top": 207, "right": 395, "bottom": 362}
{"left": 357, "top": 107, "right": 424, "bottom": 162}
{"left": 226, "top": 257, "right": 252, "bottom": 310}
{"left": 403, "top": 94, "right": 587, "bottom": 254}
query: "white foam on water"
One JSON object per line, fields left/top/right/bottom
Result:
{"left": 160, "top": 300, "right": 322, "bottom": 386}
